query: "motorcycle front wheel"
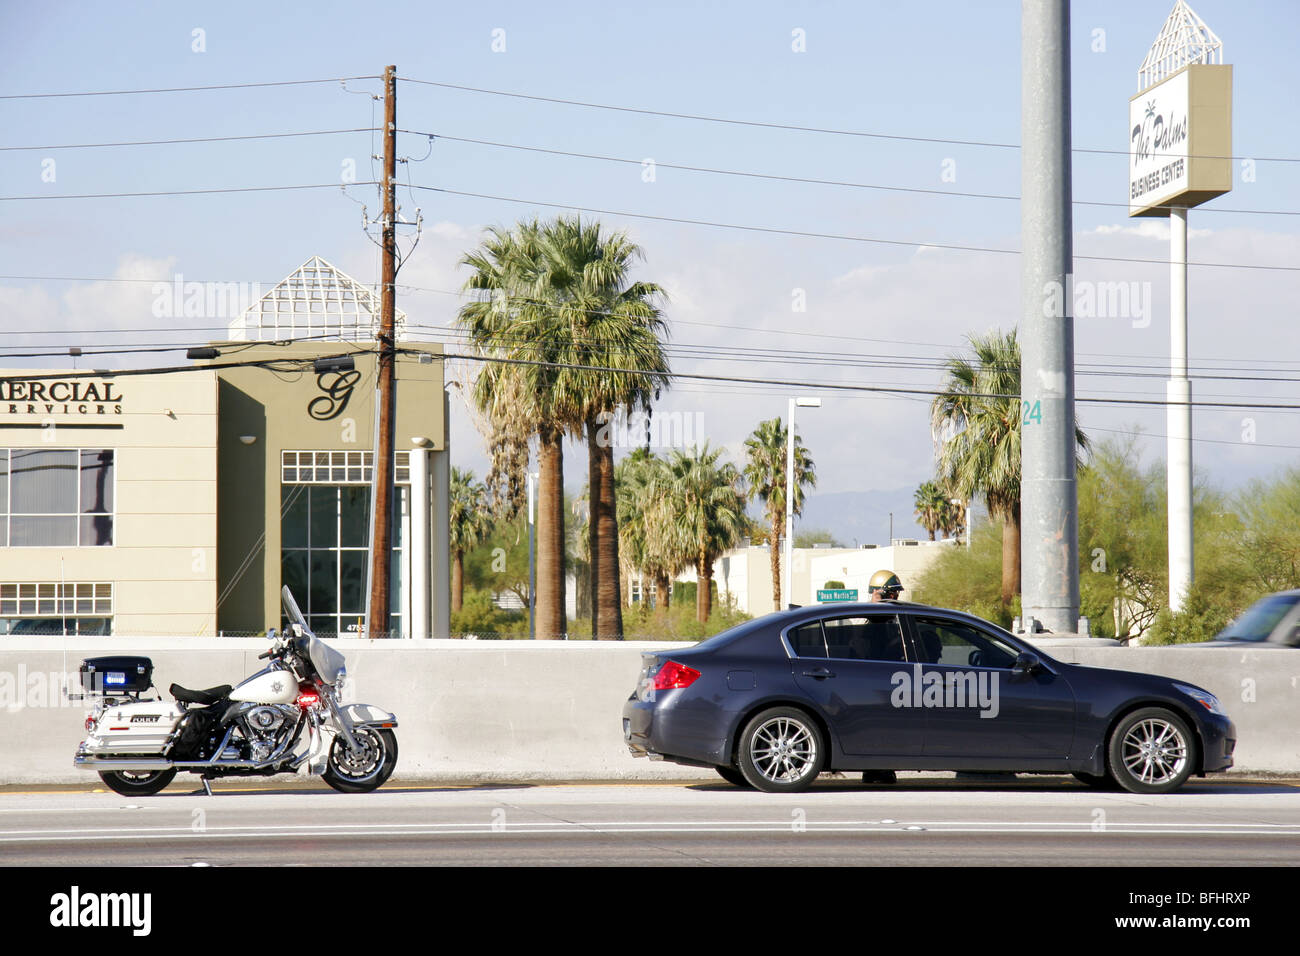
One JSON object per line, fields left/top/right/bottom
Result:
{"left": 322, "top": 727, "right": 397, "bottom": 794}
{"left": 98, "top": 768, "right": 177, "bottom": 796}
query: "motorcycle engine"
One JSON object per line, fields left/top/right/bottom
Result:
{"left": 238, "top": 704, "right": 299, "bottom": 762}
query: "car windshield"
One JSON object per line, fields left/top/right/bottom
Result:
{"left": 1216, "top": 594, "right": 1299, "bottom": 642}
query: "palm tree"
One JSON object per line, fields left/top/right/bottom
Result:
{"left": 458, "top": 220, "right": 569, "bottom": 639}
{"left": 449, "top": 468, "right": 489, "bottom": 613}
{"left": 931, "top": 329, "right": 1087, "bottom": 606}
{"left": 913, "top": 480, "right": 947, "bottom": 541}
{"left": 616, "top": 449, "right": 681, "bottom": 616}
{"left": 650, "top": 445, "right": 748, "bottom": 623}
{"left": 531, "top": 216, "right": 670, "bottom": 640}
{"left": 744, "top": 417, "right": 816, "bottom": 611}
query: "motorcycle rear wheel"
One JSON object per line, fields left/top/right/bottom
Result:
{"left": 322, "top": 727, "right": 397, "bottom": 794}
{"left": 98, "top": 768, "right": 177, "bottom": 796}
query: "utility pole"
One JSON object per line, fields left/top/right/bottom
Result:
{"left": 1020, "top": 0, "right": 1080, "bottom": 635}
{"left": 368, "top": 64, "right": 398, "bottom": 637}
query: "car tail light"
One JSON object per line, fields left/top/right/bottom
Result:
{"left": 653, "top": 660, "right": 701, "bottom": 691}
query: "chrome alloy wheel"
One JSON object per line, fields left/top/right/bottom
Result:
{"left": 749, "top": 715, "right": 818, "bottom": 784}
{"left": 331, "top": 727, "right": 385, "bottom": 783}
{"left": 1120, "top": 717, "right": 1188, "bottom": 786}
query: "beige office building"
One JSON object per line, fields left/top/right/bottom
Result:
{"left": 0, "top": 258, "right": 449, "bottom": 637}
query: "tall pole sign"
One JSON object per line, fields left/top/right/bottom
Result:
{"left": 1130, "top": 2, "right": 1231, "bottom": 614}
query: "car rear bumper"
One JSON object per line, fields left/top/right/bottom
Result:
{"left": 622, "top": 695, "right": 729, "bottom": 766}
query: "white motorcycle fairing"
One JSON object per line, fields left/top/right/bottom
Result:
{"left": 229, "top": 668, "right": 300, "bottom": 705}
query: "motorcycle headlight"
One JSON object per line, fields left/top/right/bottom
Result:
{"left": 1175, "top": 683, "right": 1226, "bottom": 717}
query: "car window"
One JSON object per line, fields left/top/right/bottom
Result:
{"left": 912, "top": 618, "right": 1020, "bottom": 669}
{"left": 786, "top": 621, "right": 826, "bottom": 659}
{"left": 824, "top": 615, "right": 908, "bottom": 662}
{"left": 1217, "top": 594, "right": 1300, "bottom": 642}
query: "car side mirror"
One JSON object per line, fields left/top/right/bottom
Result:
{"left": 1012, "top": 652, "right": 1043, "bottom": 677}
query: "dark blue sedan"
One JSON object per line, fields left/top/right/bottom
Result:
{"left": 622, "top": 602, "right": 1236, "bottom": 794}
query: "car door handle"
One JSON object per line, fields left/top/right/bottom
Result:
{"left": 802, "top": 667, "right": 836, "bottom": 679}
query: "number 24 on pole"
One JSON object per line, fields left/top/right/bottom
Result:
{"left": 1022, "top": 400, "right": 1042, "bottom": 426}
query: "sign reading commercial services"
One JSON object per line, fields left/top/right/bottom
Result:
{"left": 1128, "top": 64, "right": 1232, "bottom": 217}
{"left": 0, "top": 379, "right": 123, "bottom": 417}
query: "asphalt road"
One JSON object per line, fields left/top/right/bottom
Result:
{"left": 3, "top": 774, "right": 1299, "bottom": 867}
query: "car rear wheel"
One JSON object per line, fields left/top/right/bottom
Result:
{"left": 715, "top": 766, "right": 752, "bottom": 788}
{"left": 737, "top": 707, "right": 824, "bottom": 793}
{"left": 1072, "top": 771, "right": 1117, "bottom": 790}
{"left": 1107, "top": 708, "right": 1196, "bottom": 794}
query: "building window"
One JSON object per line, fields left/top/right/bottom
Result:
{"left": 0, "top": 581, "right": 113, "bottom": 634}
{"left": 281, "top": 450, "right": 409, "bottom": 485}
{"left": 280, "top": 454, "right": 407, "bottom": 636}
{"left": 0, "top": 449, "right": 114, "bottom": 547}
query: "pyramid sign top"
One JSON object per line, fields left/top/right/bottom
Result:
{"left": 1138, "top": 0, "right": 1223, "bottom": 92}
{"left": 228, "top": 255, "right": 408, "bottom": 343}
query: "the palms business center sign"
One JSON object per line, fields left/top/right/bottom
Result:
{"left": 1129, "top": 64, "right": 1232, "bottom": 217}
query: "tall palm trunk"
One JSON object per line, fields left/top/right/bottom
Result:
{"left": 768, "top": 510, "right": 782, "bottom": 611}
{"left": 452, "top": 550, "right": 464, "bottom": 614}
{"left": 594, "top": 431, "right": 623, "bottom": 639}
{"left": 536, "top": 424, "right": 567, "bottom": 639}
{"left": 654, "top": 571, "right": 671, "bottom": 616}
{"left": 585, "top": 417, "right": 601, "bottom": 631}
{"left": 1001, "top": 507, "right": 1022, "bottom": 608}
{"left": 696, "top": 553, "right": 713, "bottom": 624}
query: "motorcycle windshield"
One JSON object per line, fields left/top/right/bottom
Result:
{"left": 282, "top": 586, "right": 345, "bottom": 684}
{"left": 282, "top": 586, "right": 308, "bottom": 632}
{"left": 308, "top": 638, "right": 347, "bottom": 686}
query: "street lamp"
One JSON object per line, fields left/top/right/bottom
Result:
{"left": 783, "top": 396, "right": 820, "bottom": 609}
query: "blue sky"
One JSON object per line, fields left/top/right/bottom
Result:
{"left": 2, "top": 0, "right": 1298, "bottom": 537}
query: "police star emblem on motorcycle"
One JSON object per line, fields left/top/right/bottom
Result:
{"left": 271, "top": 679, "right": 284, "bottom": 694}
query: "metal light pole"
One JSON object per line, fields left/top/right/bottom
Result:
{"left": 783, "top": 396, "right": 820, "bottom": 610}
{"left": 1020, "top": 0, "right": 1080, "bottom": 635}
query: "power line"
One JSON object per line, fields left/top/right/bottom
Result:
{"left": 404, "top": 130, "right": 1300, "bottom": 217}
{"left": 1086, "top": 424, "right": 1300, "bottom": 452}
{"left": 0, "top": 182, "right": 378, "bottom": 202}
{"left": 0, "top": 128, "right": 378, "bottom": 152}
{"left": 428, "top": 349, "right": 1300, "bottom": 411}
{"left": 410, "top": 183, "right": 1300, "bottom": 273}
{"left": 4, "top": 271, "right": 1295, "bottom": 373}
{"left": 0, "top": 76, "right": 381, "bottom": 100}
{"left": 397, "top": 75, "right": 1300, "bottom": 165}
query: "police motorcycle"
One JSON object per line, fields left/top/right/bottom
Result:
{"left": 74, "top": 587, "right": 398, "bottom": 796}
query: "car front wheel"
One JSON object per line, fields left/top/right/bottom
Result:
{"left": 736, "top": 707, "right": 824, "bottom": 793}
{"left": 1107, "top": 708, "right": 1196, "bottom": 794}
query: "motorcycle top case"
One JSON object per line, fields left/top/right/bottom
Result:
{"left": 80, "top": 656, "right": 154, "bottom": 695}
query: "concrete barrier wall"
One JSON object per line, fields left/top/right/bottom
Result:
{"left": 1, "top": 638, "right": 1297, "bottom": 784}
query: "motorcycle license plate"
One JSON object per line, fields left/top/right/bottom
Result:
{"left": 105, "top": 672, "right": 127, "bottom": 686}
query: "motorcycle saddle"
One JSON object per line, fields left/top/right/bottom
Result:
{"left": 170, "top": 683, "right": 233, "bottom": 706}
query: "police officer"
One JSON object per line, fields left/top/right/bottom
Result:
{"left": 867, "top": 569, "right": 903, "bottom": 602}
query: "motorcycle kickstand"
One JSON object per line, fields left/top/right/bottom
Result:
{"left": 190, "top": 777, "right": 214, "bottom": 797}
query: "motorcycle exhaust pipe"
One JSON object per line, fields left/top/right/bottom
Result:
{"left": 74, "top": 755, "right": 288, "bottom": 772}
